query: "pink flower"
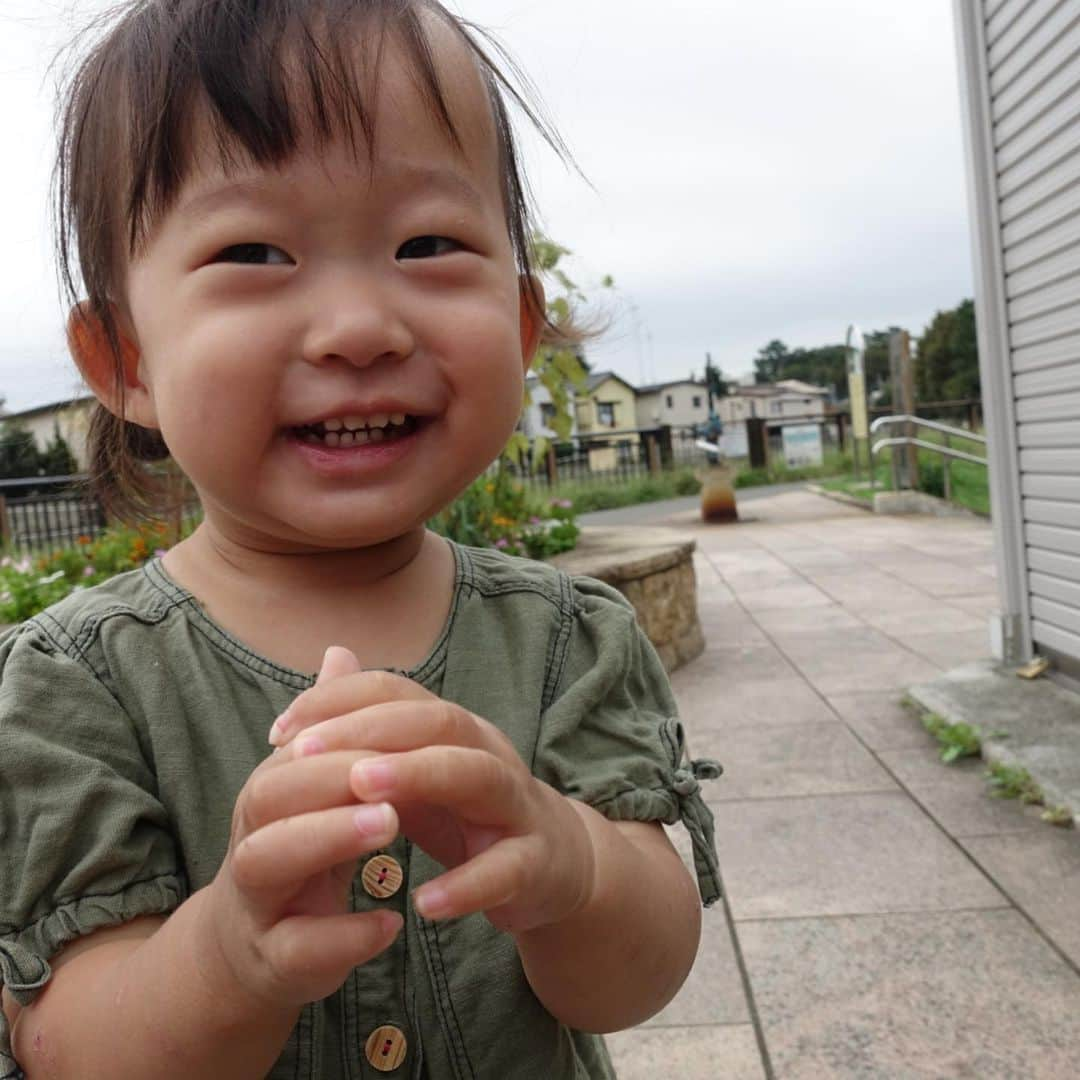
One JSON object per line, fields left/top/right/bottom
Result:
{"left": 154, "top": 548, "right": 168, "bottom": 558}
{"left": 495, "top": 538, "right": 509, "bottom": 549}
{"left": 83, "top": 565, "right": 96, "bottom": 578}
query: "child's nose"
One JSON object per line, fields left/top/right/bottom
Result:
{"left": 301, "top": 280, "right": 415, "bottom": 370}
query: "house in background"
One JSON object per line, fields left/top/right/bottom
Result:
{"left": 1, "top": 396, "right": 95, "bottom": 471}
{"left": 955, "top": 0, "right": 1080, "bottom": 680}
{"left": 635, "top": 378, "right": 710, "bottom": 429}
{"left": 573, "top": 372, "right": 640, "bottom": 445}
{"left": 717, "top": 379, "right": 829, "bottom": 427}
{"left": 519, "top": 376, "right": 575, "bottom": 441}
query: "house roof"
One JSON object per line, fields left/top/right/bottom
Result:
{"left": 583, "top": 370, "right": 637, "bottom": 394}
{"left": 2, "top": 395, "right": 94, "bottom": 421}
{"left": 636, "top": 378, "right": 706, "bottom": 394}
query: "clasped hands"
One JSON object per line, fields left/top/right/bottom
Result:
{"left": 265, "top": 646, "right": 596, "bottom": 933}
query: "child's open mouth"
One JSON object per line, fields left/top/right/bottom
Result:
{"left": 290, "top": 413, "right": 423, "bottom": 447}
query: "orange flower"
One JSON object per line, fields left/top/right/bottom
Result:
{"left": 76, "top": 535, "right": 91, "bottom": 545}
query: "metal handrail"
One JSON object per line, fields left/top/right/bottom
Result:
{"left": 870, "top": 414, "right": 986, "bottom": 445}
{"left": 869, "top": 414, "right": 987, "bottom": 502}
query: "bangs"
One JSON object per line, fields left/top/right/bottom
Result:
{"left": 57, "top": 0, "right": 567, "bottom": 300}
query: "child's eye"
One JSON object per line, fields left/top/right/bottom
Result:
{"left": 396, "top": 236, "right": 462, "bottom": 260}
{"left": 211, "top": 243, "right": 294, "bottom": 265}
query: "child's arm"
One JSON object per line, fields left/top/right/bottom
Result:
{"left": 5, "top": 898, "right": 300, "bottom": 1080}
{"left": 513, "top": 809, "right": 701, "bottom": 1033}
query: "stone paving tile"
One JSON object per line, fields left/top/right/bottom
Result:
{"left": 673, "top": 643, "right": 799, "bottom": 684}
{"left": 713, "top": 793, "right": 1006, "bottom": 919}
{"left": 965, "top": 829, "right": 1080, "bottom": 970}
{"left": 708, "top": 722, "right": 897, "bottom": 801}
{"left": 909, "top": 777, "right": 1048, "bottom": 840}
{"left": 739, "top": 909, "right": 1080, "bottom": 1080}
{"left": 858, "top": 604, "right": 984, "bottom": 636}
{"left": 776, "top": 630, "right": 942, "bottom": 694}
{"left": 697, "top": 611, "right": 771, "bottom": 649}
{"left": 877, "top": 743, "right": 986, "bottom": 787}
{"left": 947, "top": 594, "right": 1002, "bottom": 619}
{"left": 750, "top": 604, "right": 865, "bottom": 637}
{"left": 606, "top": 1025, "right": 765, "bottom": 1080}
{"left": 733, "top": 583, "right": 835, "bottom": 612}
{"left": 825, "top": 691, "right": 929, "bottom": 751}
{"left": 673, "top": 674, "right": 838, "bottom": 734}
{"left": 890, "top": 629, "right": 992, "bottom": 670}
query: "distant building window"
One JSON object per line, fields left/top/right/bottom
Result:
{"left": 692, "top": 395, "right": 702, "bottom": 409}
{"left": 770, "top": 401, "right": 782, "bottom": 415}
{"left": 665, "top": 394, "right": 674, "bottom": 408}
{"left": 597, "top": 402, "right": 617, "bottom": 428}
{"left": 539, "top": 402, "right": 557, "bottom": 427}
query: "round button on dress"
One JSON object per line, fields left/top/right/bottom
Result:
{"left": 365, "top": 1025, "right": 407, "bottom": 1072}
{"left": 362, "top": 854, "right": 404, "bottom": 899}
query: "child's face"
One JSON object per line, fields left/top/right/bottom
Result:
{"left": 117, "top": 29, "right": 540, "bottom": 551}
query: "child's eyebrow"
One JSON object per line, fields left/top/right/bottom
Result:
{"left": 174, "top": 163, "right": 486, "bottom": 224}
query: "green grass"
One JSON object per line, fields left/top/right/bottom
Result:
{"left": 551, "top": 467, "right": 702, "bottom": 514}
{"left": 734, "top": 450, "right": 852, "bottom": 489}
{"left": 921, "top": 712, "right": 983, "bottom": 763}
{"left": 818, "top": 430, "right": 989, "bottom": 516}
{"left": 986, "top": 762, "right": 1043, "bottom": 803}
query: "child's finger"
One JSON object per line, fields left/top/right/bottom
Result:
{"left": 270, "top": 669, "right": 434, "bottom": 746}
{"left": 315, "top": 645, "right": 363, "bottom": 685}
{"left": 232, "top": 802, "right": 398, "bottom": 899}
{"left": 289, "top": 700, "right": 509, "bottom": 761}
{"left": 350, "top": 747, "right": 530, "bottom": 827}
{"left": 411, "top": 836, "right": 540, "bottom": 924}
{"left": 258, "top": 910, "right": 403, "bottom": 1001}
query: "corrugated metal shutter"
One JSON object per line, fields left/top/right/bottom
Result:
{"left": 989, "top": 0, "right": 1080, "bottom": 664}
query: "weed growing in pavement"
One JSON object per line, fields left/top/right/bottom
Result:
{"left": 986, "top": 762, "right": 1043, "bottom": 804}
{"left": 921, "top": 712, "right": 983, "bottom": 763}
{"left": 1039, "top": 805, "right": 1075, "bottom": 828}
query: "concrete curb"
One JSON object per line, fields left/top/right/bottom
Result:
{"left": 805, "top": 483, "right": 872, "bottom": 511}
{"left": 907, "top": 659, "right": 1080, "bottom": 825}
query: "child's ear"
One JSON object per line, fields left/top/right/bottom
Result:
{"left": 66, "top": 303, "right": 158, "bottom": 429}
{"left": 519, "top": 276, "right": 546, "bottom": 375}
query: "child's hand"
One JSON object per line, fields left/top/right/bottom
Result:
{"left": 202, "top": 648, "right": 404, "bottom": 1009}
{"left": 271, "top": 649, "right": 597, "bottom": 936}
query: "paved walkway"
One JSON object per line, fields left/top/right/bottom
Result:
{"left": 602, "top": 490, "right": 1080, "bottom": 1080}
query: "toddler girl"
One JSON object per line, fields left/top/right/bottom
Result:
{"left": 0, "top": 2, "right": 720, "bottom": 1077}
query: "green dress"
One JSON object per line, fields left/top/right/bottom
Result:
{"left": 0, "top": 542, "right": 720, "bottom": 1079}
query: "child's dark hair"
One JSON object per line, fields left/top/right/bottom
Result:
{"left": 55, "top": 0, "right": 582, "bottom": 522}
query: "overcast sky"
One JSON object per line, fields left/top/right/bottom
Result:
{"left": 0, "top": 0, "right": 974, "bottom": 414}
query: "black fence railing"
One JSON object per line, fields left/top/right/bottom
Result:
{"left": 0, "top": 476, "right": 108, "bottom": 554}
{"left": 510, "top": 426, "right": 710, "bottom": 490}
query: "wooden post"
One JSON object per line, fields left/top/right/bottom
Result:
{"left": 836, "top": 413, "right": 846, "bottom": 452}
{"left": 645, "top": 434, "right": 661, "bottom": 475}
{"left": 545, "top": 445, "right": 558, "bottom": 488}
{"left": 746, "top": 418, "right": 768, "bottom": 469}
{"left": 0, "top": 495, "right": 9, "bottom": 550}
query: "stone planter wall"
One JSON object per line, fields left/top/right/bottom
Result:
{"left": 550, "top": 527, "right": 704, "bottom": 673}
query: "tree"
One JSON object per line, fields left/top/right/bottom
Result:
{"left": 504, "top": 235, "right": 611, "bottom": 469}
{"left": 0, "top": 422, "right": 43, "bottom": 480}
{"left": 753, "top": 340, "right": 789, "bottom": 385}
{"left": 40, "top": 423, "right": 80, "bottom": 476}
{"left": 916, "top": 300, "right": 980, "bottom": 402}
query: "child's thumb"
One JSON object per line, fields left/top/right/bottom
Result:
{"left": 316, "top": 645, "right": 363, "bottom": 685}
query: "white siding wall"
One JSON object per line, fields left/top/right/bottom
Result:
{"left": 959, "top": 0, "right": 1080, "bottom": 667}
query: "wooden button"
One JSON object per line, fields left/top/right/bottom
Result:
{"left": 365, "top": 1025, "right": 407, "bottom": 1072}
{"left": 362, "top": 854, "right": 403, "bottom": 899}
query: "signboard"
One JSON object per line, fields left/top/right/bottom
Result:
{"left": 782, "top": 424, "right": 824, "bottom": 468}
{"left": 846, "top": 324, "right": 870, "bottom": 440}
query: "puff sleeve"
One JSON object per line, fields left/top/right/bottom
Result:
{"left": 0, "top": 622, "right": 186, "bottom": 1077}
{"left": 534, "top": 576, "right": 722, "bottom": 907}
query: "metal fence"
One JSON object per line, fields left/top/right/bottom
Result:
{"left": 0, "top": 476, "right": 108, "bottom": 554}
{"left": 511, "top": 426, "right": 711, "bottom": 490}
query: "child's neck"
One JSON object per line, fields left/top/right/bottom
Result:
{"left": 161, "top": 524, "right": 456, "bottom": 675}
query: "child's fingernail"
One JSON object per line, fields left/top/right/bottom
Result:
{"left": 381, "top": 911, "right": 405, "bottom": 937}
{"left": 414, "top": 885, "right": 450, "bottom": 920}
{"left": 296, "top": 736, "right": 326, "bottom": 757}
{"left": 353, "top": 803, "right": 394, "bottom": 837}
{"left": 268, "top": 710, "right": 293, "bottom": 745}
{"left": 352, "top": 760, "right": 395, "bottom": 795}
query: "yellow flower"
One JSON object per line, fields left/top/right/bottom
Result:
{"left": 485, "top": 483, "right": 495, "bottom": 494}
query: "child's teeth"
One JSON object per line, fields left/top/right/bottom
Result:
{"left": 369, "top": 413, "right": 388, "bottom": 429}
{"left": 344, "top": 415, "right": 363, "bottom": 430}
{"left": 355, "top": 430, "right": 370, "bottom": 445}
{"left": 390, "top": 412, "right": 406, "bottom": 425}
{"left": 369, "top": 428, "right": 385, "bottom": 442}
{"left": 339, "top": 431, "right": 355, "bottom": 447}
{"left": 324, "top": 431, "right": 341, "bottom": 448}
{"left": 324, "top": 418, "right": 344, "bottom": 432}
{"left": 306, "top": 432, "right": 321, "bottom": 444}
